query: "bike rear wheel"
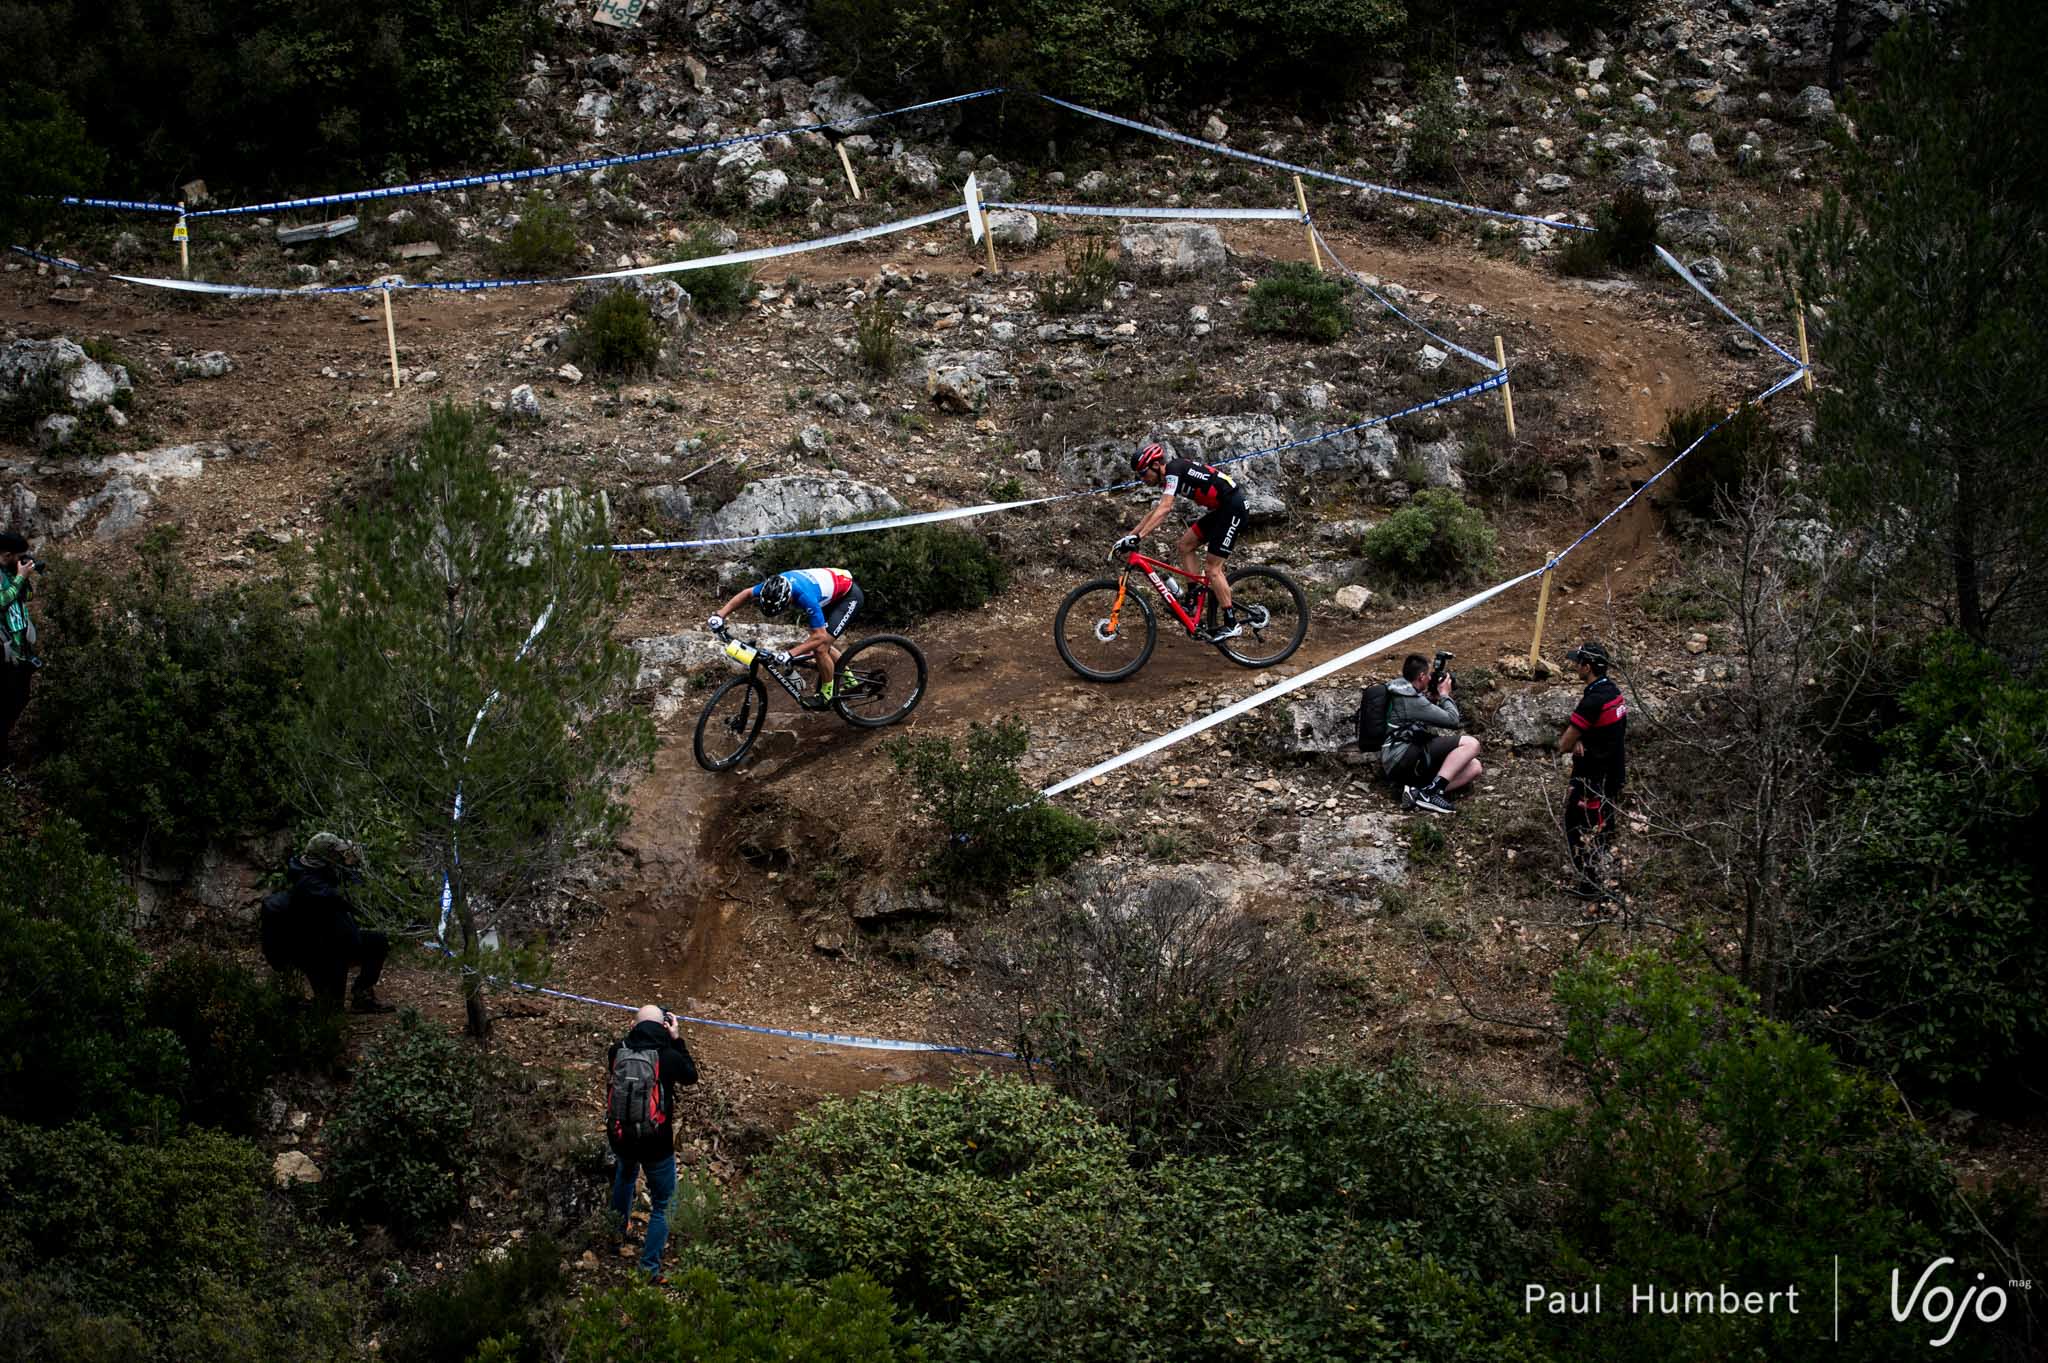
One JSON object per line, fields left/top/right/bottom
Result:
{"left": 832, "top": 635, "right": 929, "bottom": 728}
{"left": 1054, "top": 577, "right": 1157, "bottom": 682}
{"left": 693, "top": 676, "right": 769, "bottom": 770}
{"left": 1217, "top": 566, "right": 1308, "bottom": 668}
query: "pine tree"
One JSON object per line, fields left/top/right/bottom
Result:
{"left": 296, "top": 403, "right": 653, "bottom": 1037}
{"left": 1786, "top": 0, "right": 2048, "bottom": 663}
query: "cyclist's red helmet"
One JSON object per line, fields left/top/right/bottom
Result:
{"left": 1133, "top": 442, "right": 1167, "bottom": 476}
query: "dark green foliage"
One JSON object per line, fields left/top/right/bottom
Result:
{"left": 33, "top": 530, "right": 305, "bottom": 866}
{"left": 391, "top": 1236, "right": 568, "bottom": 1363}
{"left": 674, "top": 229, "right": 756, "bottom": 317}
{"left": 562, "top": 1273, "right": 923, "bottom": 1363}
{"left": 1658, "top": 400, "right": 1776, "bottom": 524}
{"left": 0, "top": 815, "right": 183, "bottom": 1136}
{"left": 1033, "top": 235, "right": 1116, "bottom": 317}
{"left": 1786, "top": 0, "right": 2048, "bottom": 658}
{"left": 0, "top": 354, "right": 77, "bottom": 439}
{"left": 1, "top": 0, "right": 535, "bottom": 194}
{"left": 886, "top": 720, "right": 1102, "bottom": 895}
{"left": 1244, "top": 261, "right": 1353, "bottom": 342}
{"left": 574, "top": 290, "right": 661, "bottom": 378}
{"left": 1545, "top": 949, "right": 1967, "bottom": 1363}
{"left": 854, "top": 297, "right": 902, "bottom": 376}
{"left": 1362, "top": 488, "right": 1497, "bottom": 581}
{"left": 1554, "top": 189, "right": 1659, "bottom": 277}
{"left": 0, "top": 82, "right": 105, "bottom": 247}
{"left": 1405, "top": 74, "right": 1463, "bottom": 183}
{"left": 495, "top": 193, "right": 579, "bottom": 275}
{"left": 145, "top": 951, "right": 344, "bottom": 1135}
{"left": 753, "top": 524, "right": 1008, "bottom": 626}
{"left": 810, "top": 0, "right": 1406, "bottom": 118}
{"left": 1460, "top": 435, "right": 1552, "bottom": 503}
{"left": 0, "top": 1117, "right": 362, "bottom": 1362}
{"left": 1789, "top": 634, "right": 2048, "bottom": 1098}
{"left": 324, "top": 1012, "right": 485, "bottom": 1243}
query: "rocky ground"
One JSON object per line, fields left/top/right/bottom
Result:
{"left": 17, "top": 0, "right": 2015, "bottom": 1260}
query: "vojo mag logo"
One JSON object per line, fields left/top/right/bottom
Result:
{"left": 1890, "top": 1257, "right": 2016, "bottom": 1349}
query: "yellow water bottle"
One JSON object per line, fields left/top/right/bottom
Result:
{"left": 723, "top": 640, "right": 757, "bottom": 666}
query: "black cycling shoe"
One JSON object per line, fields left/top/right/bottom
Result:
{"left": 798, "top": 691, "right": 834, "bottom": 712}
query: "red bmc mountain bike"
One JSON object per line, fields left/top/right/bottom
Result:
{"left": 1054, "top": 546, "right": 1307, "bottom": 681}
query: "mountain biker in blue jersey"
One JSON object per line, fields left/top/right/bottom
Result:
{"left": 708, "top": 568, "right": 862, "bottom": 710}
{"left": 1118, "top": 441, "right": 1250, "bottom": 641}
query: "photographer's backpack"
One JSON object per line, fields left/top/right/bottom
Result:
{"left": 607, "top": 1044, "right": 666, "bottom": 1147}
{"left": 258, "top": 889, "right": 298, "bottom": 972}
{"left": 1357, "top": 682, "right": 1392, "bottom": 754}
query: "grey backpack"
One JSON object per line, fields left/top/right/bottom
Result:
{"left": 606, "top": 1045, "right": 666, "bottom": 1146}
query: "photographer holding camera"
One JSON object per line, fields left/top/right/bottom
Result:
{"left": 0, "top": 531, "right": 41, "bottom": 770}
{"left": 1382, "top": 651, "right": 1483, "bottom": 816}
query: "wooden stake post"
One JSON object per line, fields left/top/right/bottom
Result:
{"left": 977, "top": 181, "right": 999, "bottom": 276}
{"left": 174, "top": 215, "right": 190, "bottom": 280}
{"left": 1293, "top": 175, "right": 1321, "bottom": 271}
{"left": 382, "top": 287, "right": 401, "bottom": 393}
{"left": 1495, "top": 335, "right": 1517, "bottom": 440}
{"left": 1793, "top": 292, "right": 1814, "bottom": 394}
{"left": 1529, "top": 552, "right": 1555, "bottom": 666}
{"left": 835, "top": 141, "right": 863, "bottom": 201}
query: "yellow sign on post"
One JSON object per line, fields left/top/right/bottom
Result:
{"left": 173, "top": 216, "right": 190, "bottom": 279}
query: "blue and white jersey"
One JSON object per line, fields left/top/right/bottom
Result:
{"left": 758, "top": 567, "right": 853, "bottom": 629}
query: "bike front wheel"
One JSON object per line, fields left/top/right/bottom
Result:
{"left": 1054, "top": 577, "right": 1157, "bottom": 682}
{"left": 833, "top": 635, "right": 929, "bottom": 728}
{"left": 693, "top": 676, "right": 769, "bottom": 770}
{"left": 1217, "top": 566, "right": 1308, "bottom": 668}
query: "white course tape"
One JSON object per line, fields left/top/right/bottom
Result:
{"left": 1040, "top": 566, "right": 1543, "bottom": 799}
{"left": 601, "top": 486, "right": 1113, "bottom": 553}
{"left": 576, "top": 204, "right": 968, "bottom": 282}
{"left": 987, "top": 201, "right": 1304, "bottom": 221}
{"left": 1656, "top": 246, "right": 1803, "bottom": 369}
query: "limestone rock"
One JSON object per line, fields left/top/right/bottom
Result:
{"left": 507, "top": 384, "right": 541, "bottom": 419}
{"left": 1494, "top": 687, "right": 1581, "bottom": 747}
{"left": 986, "top": 209, "right": 1038, "bottom": 248}
{"left": 171, "top": 350, "right": 234, "bottom": 380}
{"left": 700, "top": 476, "right": 903, "bottom": 540}
{"left": 273, "top": 1151, "right": 322, "bottom": 1188}
{"left": 1116, "top": 222, "right": 1227, "bottom": 281}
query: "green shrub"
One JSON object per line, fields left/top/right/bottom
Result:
{"left": 573, "top": 289, "right": 661, "bottom": 378}
{"left": 854, "top": 297, "right": 901, "bottom": 377}
{"left": 145, "top": 951, "right": 344, "bottom": 1135}
{"left": 753, "top": 523, "right": 1009, "bottom": 627}
{"left": 391, "top": 1236, "right": 568, "bottom": 1363}
{"left": 0, "top": 1117, "right": 362, "bottom": 1361}
{"left": 0, "top": 82, "right": 107, "bottom": 247}
{"left": 1545, "top": 948, "right": 1971, "bottom": 1363}
{"left": 0, "top": 349, "right": 82, "bottom": 438}
{"left": 1554, "top": 228, "right": 1614, "bottom": 279}
{"left": 1788, "top": 634, "right": 2048, "bottom": 1096}
{"left": 1405, "top": 74, "right": 1463, "bottom": 183}
{"left": 562, "top": 1273, "right": 921, "bottom": 1363}
{"left": 1034, "top": 235, "right": 1116, "bottom": 317}
{"left": 673, "top": 229, "right": 756, "bottom": 317}
{"left": 1556, "top": 189, "right": 1661, "bottom": 277}
{"left": 886, "top": 720, "right": 1102, "bottom": 896}
{"left": 32, "top": 529, "right": 306, "bottom": 866}
{"left": 1461, "top": 435, "right": 1552, "bottom": 502}
{"left": 6, "top": 0, "right": 534, "bottom": 192}
{"left": 1362, "top": 488, "right": 1497, "bottom": 581}
{"left": 1244, "top": 261, "right": 1352, "bottom": 342}
{"left": 495, "top": 193, "right": 579, "bottom": 275}
{"left": 1658, "top": 400, "right": 1776, "bottom": 523}
{"left": 325, "top": 1012, "right": 485, "bottom": 1243}
{"left": 0, "top": 814, "right": 184, "bottom": 1135}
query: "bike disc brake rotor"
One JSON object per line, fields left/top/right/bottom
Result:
{"left": 1092, "top": 618, "right": 1121, "bottom": 643}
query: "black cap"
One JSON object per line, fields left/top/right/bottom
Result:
{"left": 0, "top": 531, "right": 27, "bottom": 553}
{"left": 1564, "top": 640, "right": 1611, "bottom": 669}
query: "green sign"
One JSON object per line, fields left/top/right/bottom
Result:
{"left": 592, "top": 0, "right": 644, "bottom": 27}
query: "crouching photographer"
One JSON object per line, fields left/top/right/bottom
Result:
{"left": 1383, "top": 651, "right": 1482, "bottom": 816}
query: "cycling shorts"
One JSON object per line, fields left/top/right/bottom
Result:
{"left": 823, "top": 584, "right": 863, "bottom": 638}
{"left": 1194, "top": 498, "right": 1248, "bottom": 557}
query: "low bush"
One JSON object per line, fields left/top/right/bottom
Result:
{"left": 753, "top": 523, "right": 1009, "bottom": 627}
{"left": 33, "top": 529, "right": 306, "bottom": 866}
{"left": 1659, "top": 400, "right": 1777, "bottom": 523}
{"left": 886, "top": 720, "right": 1102, "bottom": 896}
{"left": 1034, "top": 234, "right": 1116, "bottom": 317}
{"left": 572, "top": 289, "right": 661, "bottom": 377}
{"left": 1460, "top": 434, "right": 1553, "bottom": 502}
{"left": 0, "top": 1117, "right": 362, "bottom": 1361}
{"left": 324, "top": 1012, "right": 486, "bottom": 1243}
{"left": 0, "top": 83, "right": 106, "bottom": 247}
{"left": 854, "top": 297, "right": 901, "bottom": 377}
{"left": 1362, "top": 488, "right": 1497, "bottom": 581}
{"left": 1554, "top": 188, "right": 1661, "bottom": 277}
{"left": 562, "top": 1273, "right": 920, "bottom": 1363}
{"left": 0, "top": 814, "right": 184, "bottom": 1135}
{"left": 1245, "top": 261, "right": 1352, "bottom": 342}
{"left": 145, "top": 951, "right": 344, "bottom": 1135}
{"left": 495, "top": 193, "right": 579, "bottom": 275}
{"left": 673, "top": 229, "right": 756, "bottom": 317}
{"left": 1405, "top": 74, "right": 1463, "bottom": 183}
{"left": 390, "top": 1235, "right": 568, "bottom": 1363}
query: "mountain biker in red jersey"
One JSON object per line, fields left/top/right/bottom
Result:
{"left": 1116, "top": 441, "right": 1250, "bottom": 641}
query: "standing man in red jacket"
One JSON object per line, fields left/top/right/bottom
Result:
{"left": 1557, "top": 641, "right": 1629, "bottom": 906}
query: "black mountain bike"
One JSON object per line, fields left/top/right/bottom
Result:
{"left": 693, "top": 624, "right": 928, "bottom": 770}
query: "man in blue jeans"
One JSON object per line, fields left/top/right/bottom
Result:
{"left": 605, "top": 1003, "right": 698, "bottom": 1283}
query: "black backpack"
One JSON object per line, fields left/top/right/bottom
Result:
{"left": 258, "top": 889, "right": 299, "bottom": 972}
{"left": 607, "top": 1044, "right": 667, "bottom": 1147}
{"left": 1357, "top": 682, "right": 1392, "bottom": 753}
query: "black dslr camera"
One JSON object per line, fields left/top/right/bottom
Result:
{"left": 1428, "top": 649, "right": 1454, "bottom": 694}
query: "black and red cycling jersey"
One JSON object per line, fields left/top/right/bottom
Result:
{"left": 1159, "top": 458, "right": 1242, "bottom": 511}
{"left": 1567, "top": 676, "right": 1629, "bottom": 794}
